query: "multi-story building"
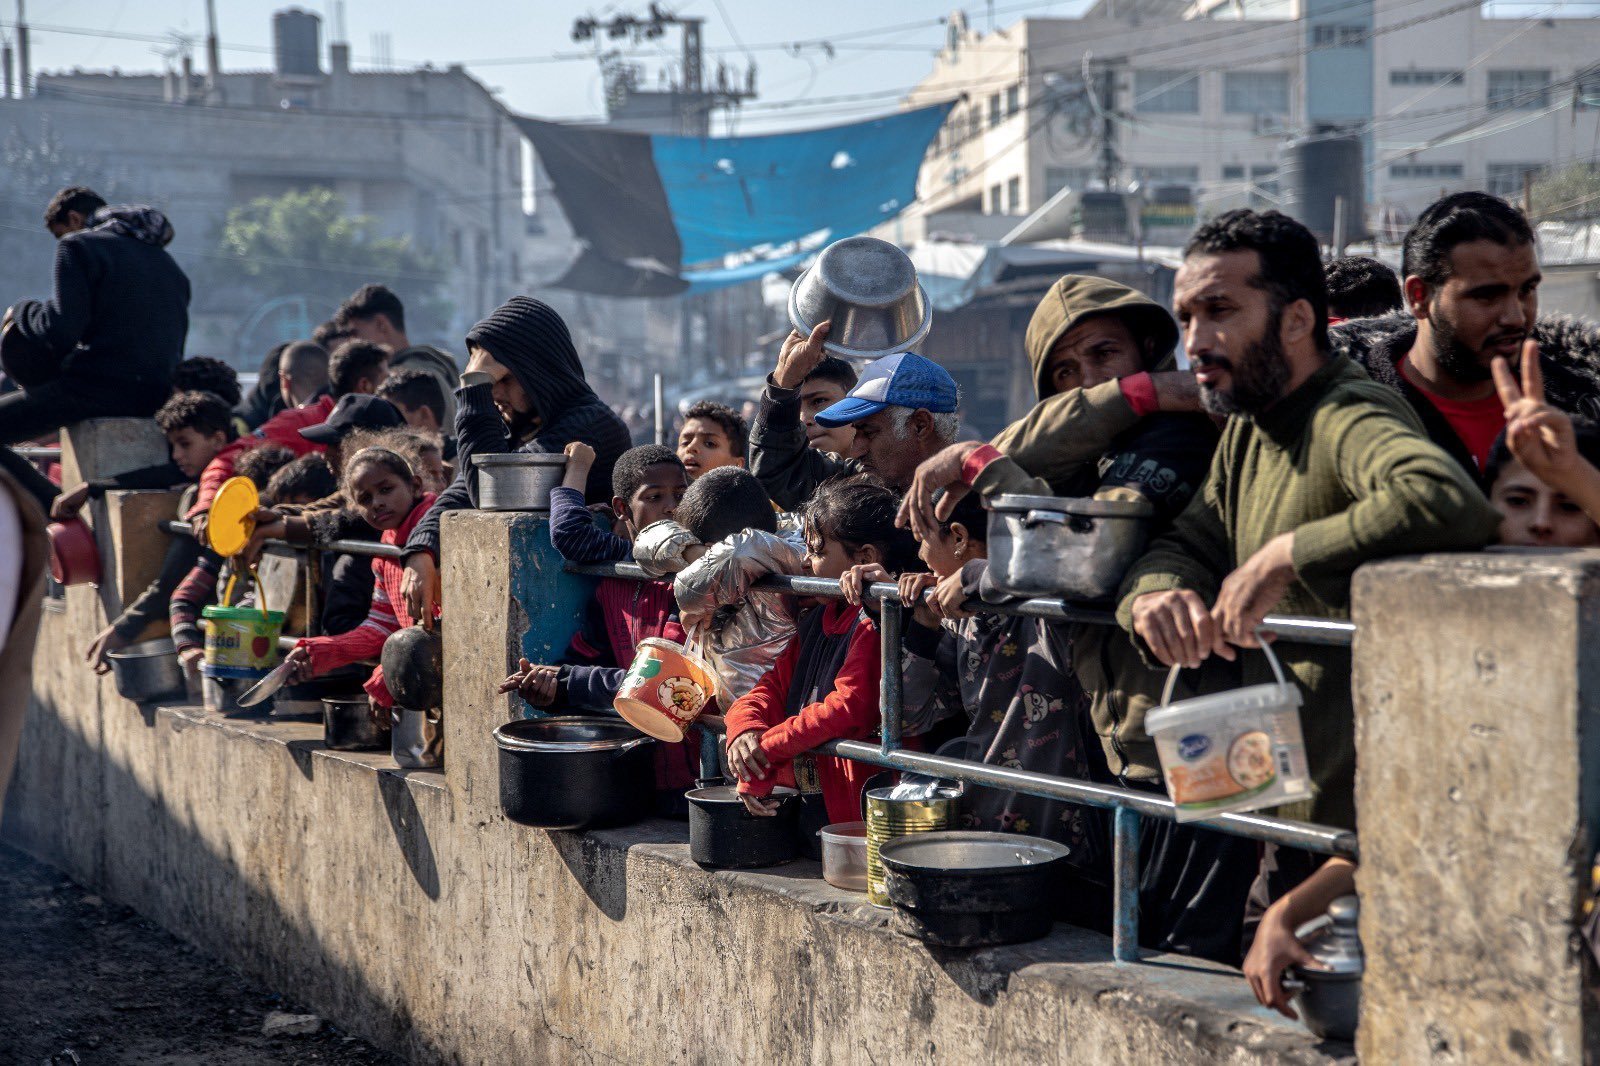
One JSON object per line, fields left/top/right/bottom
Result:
{"left": 898, "top": 0, "right": 1600, "bottom": 237}
{"left": 0, "top": 8, "right": 528, "bottom": 361}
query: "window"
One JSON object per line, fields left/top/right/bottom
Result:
{"left": 1006, "top": 84, "right": 1021, "bottom": 116}
{"left": 1488, "top": 69, "right": 1551, "bottom": 111}
{"left": 1389, "top": 161, "right": 1465, "bottom": 180}
{"left": 1224, "top": 71, "right": 1289, "bottom": 114}
{"left": 1133, "top": 69, "right": 1199, "bottom": 114}
{"left": 1311, "top": 24, "right": 1364, "bottom": 47}
{"left": 1007, "top": 176, "right": 1022, "bottom": 213}
{"left": 1390, "top": 69, "right": 1463, "bottom": 87}
{"left": 1045, "top": 166, "right": 1094, "bottom": 195}
{"left": 1579, "top": 68, "right": 1600, "bottom": 110}
{"left": 1133, "top": 165, "right": 1200, "bottom": 186}
{"left": 1222, "top": 164, "right": 1245, "bottom": 180}
{"left": 988, "top": 93, "right": 1003, "bottom": 127}
{"left": 989, "top": 183, "right": 1004, "bottom": 213}
{"left": 1487, "top": 163, "right": 1547, "bottom": 198}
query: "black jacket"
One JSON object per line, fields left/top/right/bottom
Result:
{"left": 1332, "top": 310, "right": 1600, "bottom": 474}
{"left": 11, "top": 207, "right": 190, "bottom": 401}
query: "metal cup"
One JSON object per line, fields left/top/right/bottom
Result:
{"left": 864, "top": 785, "right": 960, "bottom": 906}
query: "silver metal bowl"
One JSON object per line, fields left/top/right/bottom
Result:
{"left": 788, "top": 236, "right": 931, "bottom": 360}
{"left": 106, "top": 638, "right": 186, "bottom": 703}
{"left": 473, "top": 452, "right": 568, "bottom": 513}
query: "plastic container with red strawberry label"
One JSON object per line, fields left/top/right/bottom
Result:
{"left": 202, "top": 605, "right": 286, "bottom": 672}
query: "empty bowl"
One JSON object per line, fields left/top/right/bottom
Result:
{"left": 789, "top": 236, "right": 931, "bottom": 360}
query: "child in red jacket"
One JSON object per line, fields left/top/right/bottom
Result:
{"left": 282, "top": 447, "right": 438, "bottom": 710}
{"left": 724, "top": 476, "right": 918, "bottom": 825}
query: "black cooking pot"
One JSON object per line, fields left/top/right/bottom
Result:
{"left": 323, "top": 697, "right": 392, "bottom": 751}
{"left": 686, "top": 785, "right": 801, "bottom": 869}
{"left": 880, "top": 830, "right": 1072, "bottom": 948}
{"left": 493, "top": 716, "right": 656, "bottom": 830}
{"left": 381, "top": 625, "right": 444, "bottom": 710}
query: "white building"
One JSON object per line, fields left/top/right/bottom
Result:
{"left": 896, "top": 1, "right": 1600, "bottom": 238}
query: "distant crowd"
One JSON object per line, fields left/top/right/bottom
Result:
{"left": 4, "top": 183, "right": 1600, "bottom": 1017}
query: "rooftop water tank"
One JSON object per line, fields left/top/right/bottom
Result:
{"left": 273, "top": 8, "right": 322, "bottom": 80}
{"left": 1280, "top": 134, "right": 1366, "bottom": 244}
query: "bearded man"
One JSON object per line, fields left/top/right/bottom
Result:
{"left": 1335, "top": 191, "right": 1600, "bottom": 475}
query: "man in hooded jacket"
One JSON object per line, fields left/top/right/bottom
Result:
{"left": 401, "top": 296, "right": 631, "bottom": 623}
{"left": 0, "top": 187, "right": 190, "bottom": 507}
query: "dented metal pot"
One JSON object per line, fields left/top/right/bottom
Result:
{"left": 986, "top": 494, "right": 1153, "bottom": 601}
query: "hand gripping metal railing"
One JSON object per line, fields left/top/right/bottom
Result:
{"left": 568, "top": 560, "right": 1358, "bottom": 964}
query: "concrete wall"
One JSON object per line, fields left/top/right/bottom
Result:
{"left": 5, "top": 499, "right": 1344, "bottom": 1064}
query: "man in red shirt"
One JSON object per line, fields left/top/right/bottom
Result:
{"left": 1337, "top": 192, "right": 1600, "bottom": 475}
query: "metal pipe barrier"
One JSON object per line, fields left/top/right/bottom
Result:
{"left": 569, "top": 560, "right": 1358, "bottom": 963}
{"left": 158, "top": 519, "right": 1358, "bottom": 963}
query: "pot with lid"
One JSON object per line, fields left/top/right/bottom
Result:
{"left": 985, "top": 494, "right": 1153, "bottom": 601}
{"left": 473, "top": 453, "right": 567, "bottom": 513}
{"left": 1284, "top": 894, "right": 1363, "bottom": 1042}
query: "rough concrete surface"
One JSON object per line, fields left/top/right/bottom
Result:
{"left": 1354, "top": 551, "right": 1600, "bottom": 1064}
{"left": 6, "top": 503, "right": 1351, "bottom": 1064}
{"left": 0, "top": 843, "right": 396, "bottom": 1064}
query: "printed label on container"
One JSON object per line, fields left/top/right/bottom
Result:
{"left": 1165, "top": 728, "right": 1277, "bottom": 809}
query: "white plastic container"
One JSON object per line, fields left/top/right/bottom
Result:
{"left": 1145, "top": 638, "right": 1312, "bottom": 822}
{"left": 819, "top": 821, "right": 870, "bottom": 892}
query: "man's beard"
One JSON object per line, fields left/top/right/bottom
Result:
{"left": 1430, "top": 304, "right": 1503, "bottom": 385}
{"left": 1197, "top": 310, "right": 1293, "bottom": 417}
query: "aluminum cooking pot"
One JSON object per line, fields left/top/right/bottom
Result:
{"left": 473, "top": 452, "right": 567, "bottom": 513}
{"left": 1284, "top": 895, "right": 1363, "bottom": 1042}
{"left": 879, "top": 830, "right": 1073, "bottom": 947}
{"left": 788, "top": 236, "right": 931, "bottom": 360}
{"left": 494, "top": 716, "right": 655, "bottom": 829}
{"left": 105, "top": 638, "right": 186, "bottom": 703}
{"left": 986, "top": 494, "right": 1153, "bottom": 601}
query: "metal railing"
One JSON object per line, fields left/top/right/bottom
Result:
{"left": 569, "top": 560, "right": 1357, "bottom": 963}
{"left": 158, "top": 516, "right": 1358, "bottom": 963}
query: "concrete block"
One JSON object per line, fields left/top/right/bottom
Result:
{"left": 61, "top": 418, "right": 170, "bottom": 488}
{"left": 1353, "top": 551, "right": 1600, "bottom": 1064}
{"left": 96, "top": 490, "right": 182, "bottom": 628}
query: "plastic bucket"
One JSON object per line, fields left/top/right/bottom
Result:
{"left": 819, "top": 821, "right": 870, "bottom": 892}
{"left": 1145, "top": 637, "right": 1312, "bottom": 822}
{"left": 613, "top": 637, "right": 718, "bottom": 743}
{"left": 864, "top": 785, "right": 960, "bottom": 907}
{"left": 202, "top": 605, "right": 285, "bottom": 672}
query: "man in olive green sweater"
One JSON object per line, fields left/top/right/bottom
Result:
{"left": 1120, "top": 210, "right": 1501, "bottom": 834}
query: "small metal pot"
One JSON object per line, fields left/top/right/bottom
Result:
{"left": 788, "top": 236, "right": 931, "bottom": 360}
{"left": 323, "top": 697, "right": 391, "bottom": 751}
{"left": 494, "top": 716, "right": 656, "bottom": 829}
{"left": 473, "top": 453, "right": 568, "bottom": 512}
{"left": 686, "top": 785, "right": 801, "bottom": 869}
{"left": 880, "top": 830, "right": 1072, "bottom": 947}
{"left": 1284, "top": 895, "right": 1363, "bottom": 1042}
{"left": 986, "top": 494, "right": 1153, "bottom": 601}
{"left": 380, "top": 625, "right": 443, "bottom": 710}
{"left": 391, "top": 706, "right": 444, "bottom": 769}
{"left": 105, "top": 638, "right": 186, "bottom": 703}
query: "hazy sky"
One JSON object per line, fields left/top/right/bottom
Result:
{"left": 8, "top": 0, "right": 1096, "bottom": 132}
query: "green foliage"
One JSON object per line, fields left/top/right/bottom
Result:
{"left": 215, "top": 187, "right": 447, "bottom": 318}
{"left": 1530, "top": 163, "right": 1600, "bottom": 221}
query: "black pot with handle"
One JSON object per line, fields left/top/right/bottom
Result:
{"left": 686, "top": 784, "right": 801, "bottom": 868}
{"left": 494, "top": 716, "right": 656, "bottom": 830}
{"left": 880, "top": 830, "right": 1072, "bottom": 947}
{"left": 381, "top": 624, "right": 444, "bottom": 710}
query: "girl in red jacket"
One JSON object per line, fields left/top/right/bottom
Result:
{"left": 724, "top": 476, "right": 918, "bottom": 825}
{"left": 282, "top": 447, "right": 439, "bottom": 709}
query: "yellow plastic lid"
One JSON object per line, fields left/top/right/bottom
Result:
{"left": 208, "top": 476, "right": 260, "bottom": 558}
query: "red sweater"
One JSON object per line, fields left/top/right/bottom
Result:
{"left": 190, "top": 396, "right": 336, "bottom": 516}
{"left": 295, "top": 493, "right": 439, "bottom": 706}
{"left": 724, "top": 602, "right": 881, "bottom": 823}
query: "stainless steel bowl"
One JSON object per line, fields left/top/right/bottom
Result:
{"left": 986, "top": 494, "right": 1154, "bottom": 601}
{"left": 106, "top": 638, "right": 186, "bottom": 703}
{"left": 789, "top": 236, "right": 931, "bottom": 360}
{"left": 473, "top": 452, "right": 568, "bottom": 513}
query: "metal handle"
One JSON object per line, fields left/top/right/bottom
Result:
{"left": 1280, "top": 975, "right": 1307, "bottom": 993}
{"left": 1022, "top": 509, "right": 1066, "bottom": 528}
{"left": 617, "top": 736, "right": 653, "bottom": 754}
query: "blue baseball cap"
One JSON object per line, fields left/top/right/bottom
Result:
{"left": 814, "top": 353, "right": 959, "bottom": 427}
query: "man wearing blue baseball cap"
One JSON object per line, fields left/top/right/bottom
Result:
{"left": 750, "top": 321, "right": 961, "bottom": 509}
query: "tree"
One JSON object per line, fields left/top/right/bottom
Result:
{"left": 214, "top": 187, "right": 448, "bottom": 324}
{"left": 1529, "top": 163, "right": 1600, "bottom": 222}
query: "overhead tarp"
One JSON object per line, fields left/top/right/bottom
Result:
{"left": 515, "top": 104, "right": 954, "bottom": 297}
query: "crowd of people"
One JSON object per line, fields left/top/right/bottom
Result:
{"left": 4, "top": 182, "right": 1600, "bottom": 1019}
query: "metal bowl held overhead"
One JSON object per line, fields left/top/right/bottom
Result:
{"left": 986, "top": 494, "right": 1154, "bottom": 601}
{"left": 105, "top": 638, "right": 186, "bottom": 704}
{"left": 879, "top": 830, "right": 1073, "bottom": 948}
{"left": 473, "top": 453, "right": 568, "bottom": 513}
{"left": 789, "top": 236, "right": 932, "bottom": 361}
